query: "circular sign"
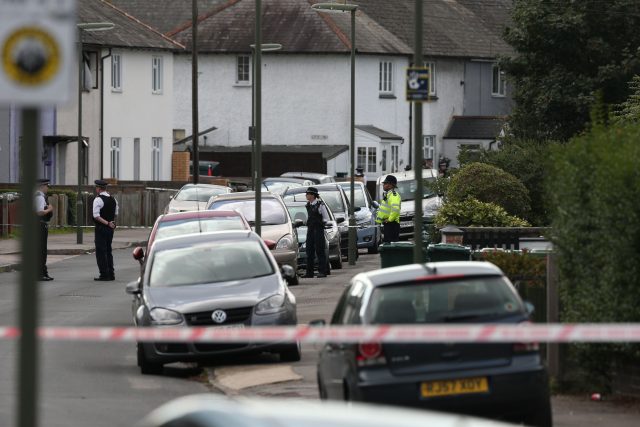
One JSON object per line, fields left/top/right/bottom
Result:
{"left": 2, "top": 26, "right": 60, "bottom": 86}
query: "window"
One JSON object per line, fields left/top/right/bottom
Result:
{"left": 82, "top": 51, "right": 98, "bottom": 90}
{"left": 236, "top": 54, "right": 250, "bottom": 84}
{"left": 111, "top": 53, "right": 121, "bottom": 91}
{"left": 133, "top": 138, "right": 140, "bottom": 181}
{"left": 391, "top": 145, "right": 400, "bottom": 173}
{"left": 110, "top": 138, "right": 120, "bottom": 178}
{"left": 152, "top": 56, "right": 163, "bottom": 93}
{"left": 492, "top": 64, "right": 506, "bottom": 97}
{"left": 152, "top": 137, "right": 162, "bottom": 180}
{"left": 379, "top": 61, "right": 393, "bottom": 94}
{"left": 425, "top": 61, "right": 436, "bottom": 96}
{"left": 423, "top": 135, "right": 435, "bottom": 162}
{"left": 357, "top": 147, "right": 377, "bottom": 173}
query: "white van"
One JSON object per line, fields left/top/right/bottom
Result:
{"left": 375, "top": 169, "right": 442, "bottom": 240}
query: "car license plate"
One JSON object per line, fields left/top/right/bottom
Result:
{"left": 400, "top": 221, "right": 413, "bottom": 228}
{"left": 420, "top": 377, "right": 488, "bottom": 398}
{"left": 213, "top": 323, "right": 245, "bottom": 329}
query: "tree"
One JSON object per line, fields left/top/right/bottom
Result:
{"left": 612, "top": 75, "right": 640, "bottom": 123}
{"left": 502, "top": 0, "right": 640, "bottom": 140}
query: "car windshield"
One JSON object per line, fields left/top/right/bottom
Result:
{"left": 395, "top": 178, "right": 436, "bottom": 201}
{"left": 208, "top": 198, "right": 287, "bottom": 225}
{"left": 366, "top": 276, "right": 523, "bottom": 324}
{"left": 265, "top": 181, "right": 303, "bottom": 193}
{"left": 338, "top": 184, "right": 367, "bottom": 208}
{"left": 283, "top": 191, "right": 345, "bottom": 213}
{"left": 150, "top": 240, "right": 274, "bottom": 287}
{"left": 155, "top": 217, "right": 247, "bottom": 241}
{"left": 175, "top": 186, "right": 228, "bottom": 202}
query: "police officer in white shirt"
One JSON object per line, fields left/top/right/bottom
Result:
{"left": 35, "top": 179, "right": 54, "bottom": 281}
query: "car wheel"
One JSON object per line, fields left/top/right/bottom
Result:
{"left": 137, "top": 343, "right": 163, "bottom": 375}
{"left": 317, "top": 373, "right": 328, "bottom": 400}
{"left": 287, "top": 275, "right": 299, "bottom": 287}
{"left": 279, "top": 341, "right": 301, "bottom": 362}
{"left": 523, "top": 399, "right": 553, "bottom": 427}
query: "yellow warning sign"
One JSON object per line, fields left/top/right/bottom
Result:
{"left": 2, "top": 27, "right": 60, "bottom": 86}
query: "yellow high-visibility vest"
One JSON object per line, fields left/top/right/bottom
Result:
{"left": 375, "top": 190, "right": 401, "bottom": 224}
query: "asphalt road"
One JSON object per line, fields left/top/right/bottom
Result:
{"left": 0, "top": 249, "right": 638, "bottom": 427}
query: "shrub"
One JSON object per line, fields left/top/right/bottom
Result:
{"left": 447, "top": 163, "right": 531, "bottom": 219}
{"left": 549, "top": 122, "right": 640, "bottom": 389}
{"left": 434, "top": 198, "right": 530, "bottom": 228}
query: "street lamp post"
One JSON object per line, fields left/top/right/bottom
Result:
{"left": 250, "top": 43, "right": 282, "bottom": 192}
{"left": 311, "top": 2, "right": 358, "bottom": 266}
{"left": 76, "top": 22, "right": 114, "bottom": 245}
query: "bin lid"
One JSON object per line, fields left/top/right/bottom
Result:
{"left": 427, "top": 243, "right": 471, "bottom": 251}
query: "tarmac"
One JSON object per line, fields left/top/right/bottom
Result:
{"left": 0, "top": 227, "right": 151, "bottom": 272}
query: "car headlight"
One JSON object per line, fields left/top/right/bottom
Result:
{"left": 149, "top": 307, "right": 182, "bottom": 325}
{"left": 255, "top": 294, "right": 285, "bottom": 314}
{"left": 276, "top": 234, "right": 294, "bottom": 250}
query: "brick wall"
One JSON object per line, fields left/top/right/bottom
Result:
{"left": 172, "top": 152, "right": 190, "bottom": 181}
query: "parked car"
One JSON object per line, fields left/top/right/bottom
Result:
{"left": 280, "top": 172, "right": 336, "bottom": 184}
{"left": 283, "top": 184, "right": 352, "bottom": 261}
{"left": 285, "top": 200, "right": 342, "bottom": 272}
{"left": 126, "top": 231, "right": 300, "bottom": 375}
{"left": 315, "top": 261, "right": 552, "bottom": 427}
{"left": 264, "top": 177, "right": 314, "bottom": 195}
{"left": 375, "top": 170, "right": 442, "bottom": 240}
{"left": 131, "top": 210, "right": 251, "bottom": 274}
{"left": 207, "top": 192, "right": 300, "bottom": 286}
{"left": 337, "top": 181, "right": 382, "bottom": 253}
{"left": 165, "top": 184, "right": 232, "bottom": 214}
{"left": 137, "top": 394, "right": 517, "bottom": 427}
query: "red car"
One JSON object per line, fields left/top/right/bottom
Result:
{"left": 132, "top": 210, "right": 251, "bottom": 268}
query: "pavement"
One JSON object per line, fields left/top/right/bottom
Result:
{"left": 0, "top": 227, "right": 151, "bottom": 272}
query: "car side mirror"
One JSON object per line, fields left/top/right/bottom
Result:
{"left": 309, "top": 319, "right": 326, "bottom": 327}
{"left": 263, "top": 239, "right": 277, "bottom": 250}
{"left": 524, "top": 301, "right": 535, "bottom": 316}
{"left": 336, "top": 217, "right": 345, "bottom": 224}
{"left": 125, "top": 279, "right": 141, "bottom": 295}
{"left": 293, "top": 219, "right": 304, "bottom": 228}
{"left": 132, "top": 247, "right": 144, "bottom": 263}
{"left": 280, "top": 264, "right": 295, "bottom": 279}
{"left": 371, "top": 201, "right": 380, "bottom": 209}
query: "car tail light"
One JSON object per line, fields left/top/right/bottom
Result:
{"left": 514, "top": 320, "right": 539, "bottom": 353}
{"left": 356, "top": 342, "right": 387, "bottom": 367}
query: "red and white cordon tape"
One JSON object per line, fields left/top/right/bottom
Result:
{"left": 1, "top": 324, "right": 640, "bottom": 343}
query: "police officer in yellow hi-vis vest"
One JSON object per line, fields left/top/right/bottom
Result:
{"left": 376, "top": 175, "right": 401, "bottom": 243}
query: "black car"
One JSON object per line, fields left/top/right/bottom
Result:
{"left": 283, "top": 184, "right": 353, "bottom": 261}
{"left": 315, "top": 261, "right": 552, "bottom": 427}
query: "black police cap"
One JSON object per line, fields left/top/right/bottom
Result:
{"left": 94, "top": 179, "right": 109, "bottom": 187}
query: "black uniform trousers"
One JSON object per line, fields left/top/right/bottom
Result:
{"left": 95, "top": 225, "right": 115, "bottom": 278}
{"left": 39, "top": 222, "right": 48, "bottom": 277}
{"left": 383, "top": 221, "right": 400, "bottom": 243}
{"left": 306, "top": 225, "right": 328, "bottom": 276}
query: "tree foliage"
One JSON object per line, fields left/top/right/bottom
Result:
{"left": 612, "top": 75, "right": 640, "bottom": 124}
{"left": 548, "top": 123, "right": 640, "bottom": 387}
{"left": 502, "top": 0, "right": 640, "bottom": 140}
{"left": 447, "top": 162, "right": 531, "bottom": 219}
{"left": 435, "top": 198, "right": 529, "bottom": 228}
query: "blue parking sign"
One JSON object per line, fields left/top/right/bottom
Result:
{"left": 406, "top": 67, "right": 430, "bottom": 102}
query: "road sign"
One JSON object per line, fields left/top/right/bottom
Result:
{"left": 0, "top": 0, "right": 76, "bottom": 106}
{"left": 406, "top": 66, "right": 430, "bottom": 102}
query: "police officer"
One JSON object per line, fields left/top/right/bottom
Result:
{"left": 304, "top": 187, "right": 330, "bottom": 279}
{"left": 35, "top": 178, "right": 54, "bottom": 281}
{"left": 376, "top": 175, "right": 401, "bottom": 243}
{"left": 93, "top": 180, "right": 119, "bottom": 281}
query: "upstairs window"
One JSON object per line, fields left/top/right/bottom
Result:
{"left": 152, "top": 56, "right": 163, "bottom": 94}
{"left": 425, "top": 61, "right": 436, "bottom": 96}
{"left": 379, "top": 61, "right": 393, "bottom": 95}
{"left": 111, "top": 53, "right": 122, "bottom": 91}
{"left": 236, "top": 54, "right": 250, "bottom": 84}
{"left": 492, "top": 64, "right": 506, "bottom": 97}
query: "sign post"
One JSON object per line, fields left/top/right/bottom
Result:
{"left": 0, "top": 1, "right": 76, "bottom": 426}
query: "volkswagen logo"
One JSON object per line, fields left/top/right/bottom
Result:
{"left": 211, "top": 309, "right": 227, "bottom": 324}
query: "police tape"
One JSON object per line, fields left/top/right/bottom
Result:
{"left": 0, "top": 324, "right": 639, "bottom": 343}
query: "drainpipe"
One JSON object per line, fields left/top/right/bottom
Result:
{"left": 100, "top": 48, "right": 112, "bottom": 179}
{"left": 408, "top": 88, "right": 413, "bottom": 166}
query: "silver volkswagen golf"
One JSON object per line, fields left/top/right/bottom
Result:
{"left": 126, "top": 230, "right": 299, "bottom": 375}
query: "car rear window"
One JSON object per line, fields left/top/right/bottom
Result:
{"left": 395, "top": 178, "right": 436, "bottom": 201}
{"left": 339, "top": 184, "right": 367, "bottom": 208}
{"left": 209, "top": 199, "right": 287, "bottom": 225}
{"left": 150, "top": 240, "right": 274, "bottom": 287}
{"left": 175, "top": 186, "right": 228, "bottom": 202}
{"left": 155, "top": 217, "right": 247, "bottom": 241}
{"left": 366, "top": 276, "right": 524, "bottom": 324}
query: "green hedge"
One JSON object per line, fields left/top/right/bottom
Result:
{"left": 549, "top": 123, "right": 640, "bottom": 389}
{"left": 435, "top": 198, "right": 530, "bottom": 228}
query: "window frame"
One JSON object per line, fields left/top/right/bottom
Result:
{"left": 425, "top": 61, "right": 436, "bottom": 96}
{"left": 152, "top": 137, "right": 162, "bottom": 180}
{"left": 111, "top": 53, "right": 122, "bottom": 92}
{"left": 152, "top": 56, "right": 163, "bottom": 94}
{"left": 423, "top": 135, "right": 436, "bottom": 162}
{"left": 378, "top": 60, "right": 394, "bottom": 95}
{"left": 492, "top": 64, "right": 506, "bottom": 97}
{"left": 110, "top": 137, "right": 121, "bottom": 179}
{"left": 357, "top": 146, "right": 377, "bottom": 173}
{"left": 236, "top": 54, "right": 251, "bottom": 85}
